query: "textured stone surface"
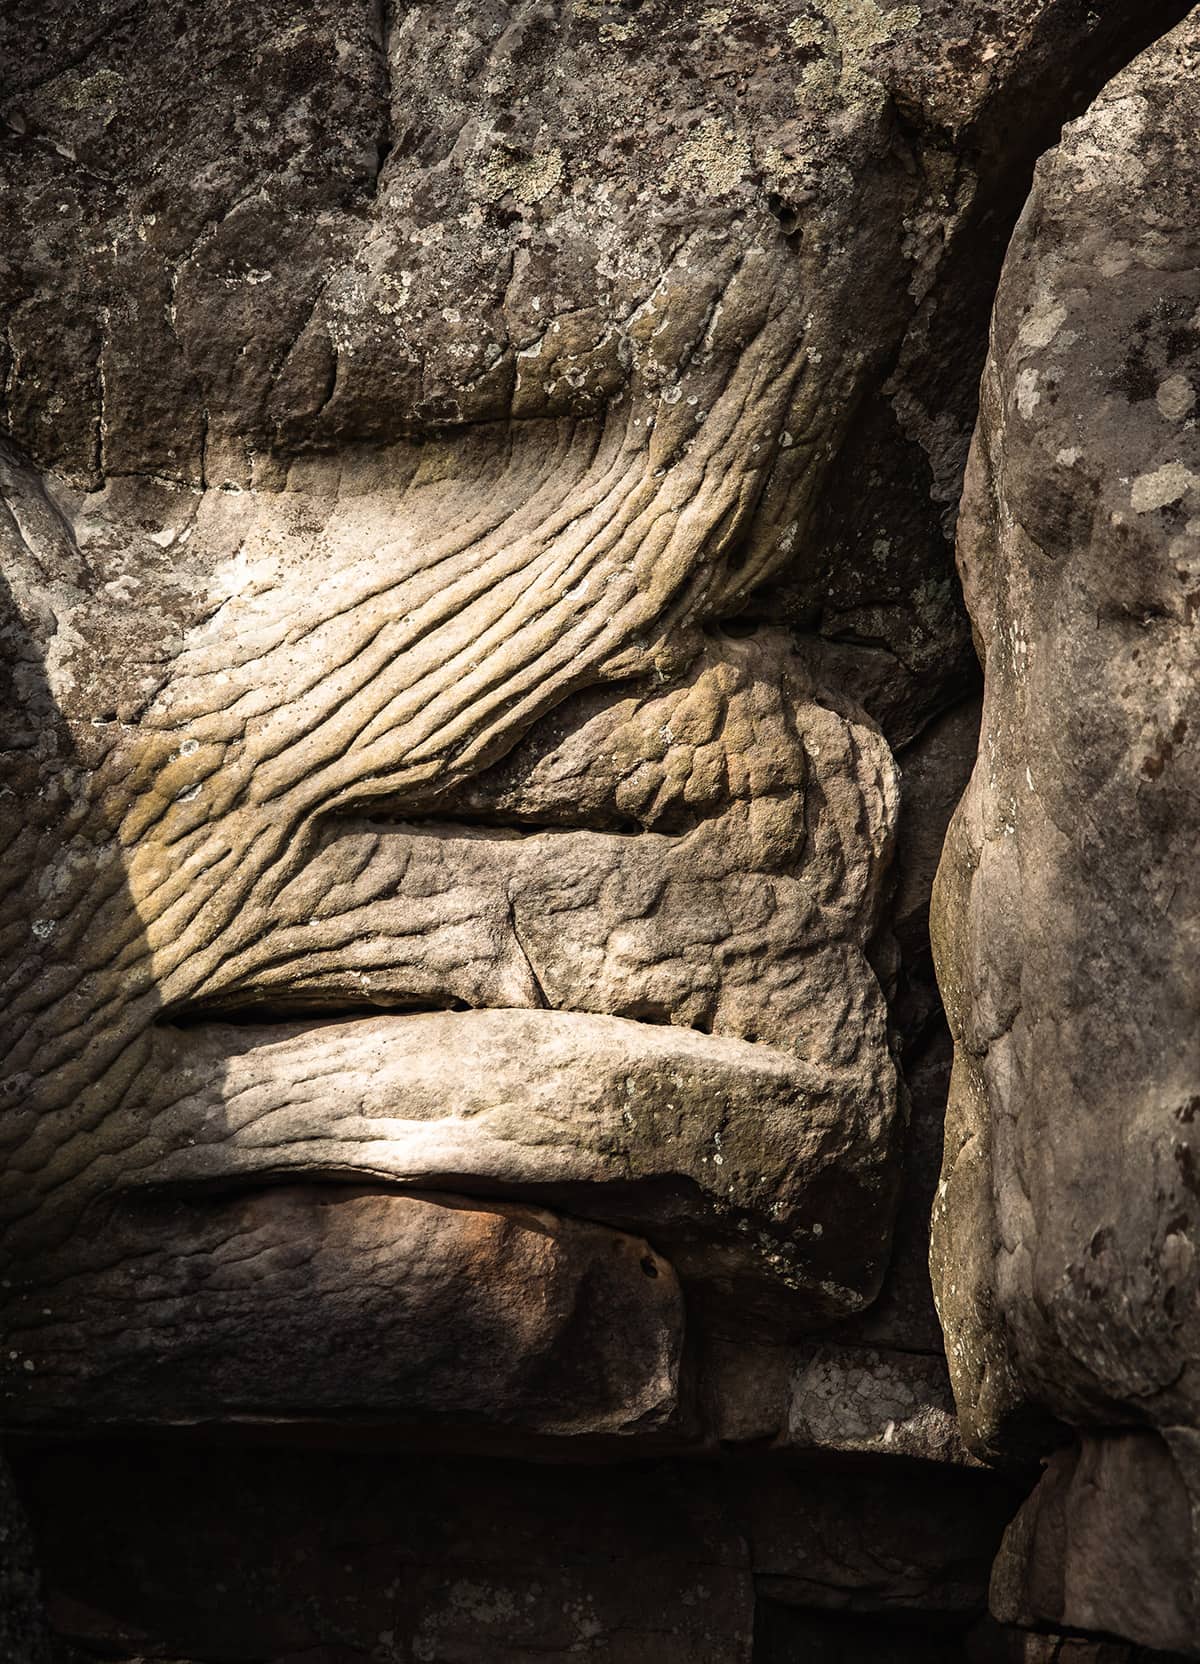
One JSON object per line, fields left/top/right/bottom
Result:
{"left": 931, "top": 8, "right": 1200, "bottom": 1652}
{"left": 991, "top": 1434, "right": 1198, "bottom": 1656}
{"left": 4, "top": 0, "right": 1200, "bottom": 1657}
{"left": 0, "top": 621, "right": 904, "bottom": 1370}
{"left": 783, "top": 1344, "right": 973, "bottom": 1466}
{"left": 13, "top": 1447, "right": 736, "bottom": 1661}
{"left": 0, "top": 0, "right": 1190, "bottom": 1422}
{"left": 739, "top": 1462, "right": 1016, "bottom": 1618}
{"left": 0, "top": 0, "right": 932, "bottom": 1430}
{"left": 710, "top": 1336, "right": 975, "bottom": 1466}
{"left": 967, "top": 1624, "right": 1187, "bottom": 1664}
{"left": 2, "top": 0, "right": 1184, "bottom": 1441}
{"left": 3, "top": 1189, "right": 683, "bottom": 1432}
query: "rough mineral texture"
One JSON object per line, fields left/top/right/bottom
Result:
{"left": 932, "top": 9, "right": 1200, "bottom": 1653}
{"left": 1, "top": 0, "right": 1191, "bottom": 1435}
{"left": 0, "top": 0, "right": 933, "bottom": 1413}
{"left": 3, "top": 0, "right": 1200, "bottom": 1658}
{"left": 10, "top": 1188, "right": 684, "bottom": 1432}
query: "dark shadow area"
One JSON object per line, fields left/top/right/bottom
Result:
{"left": 8, "top": 1438, "right": 1023, "bottom": 1664}
{"left": 0, "top": 535, "right": 103, "bottom": 1663}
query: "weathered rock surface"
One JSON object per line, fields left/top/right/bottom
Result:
{"left": 991, "top": 1433, "right": 1199, "bottom": 1655}
{"left": 4, "top": 0, "right": 1200, "bottom": 1657}
{"left": 741, "top": 1462, "right": 1014, "bottom": 1618}
{"left": 3, "top": 1188, "right": 683, "bottom": 1432}
{"left": 932, "top": 9, "right": 1200, "bottom": 1652}
{"left": 0, "top": 0, "right": 928, "bottom": 1428}
{"left": 967, "top": 1624, "right": 1188, "bottom": 1664}
{"left": 709, "top": 1334, "right": 977, "bottom": 1467}
{"left": 3, "top": 0, "right": 1187, "bottom": 1441}
{"left": 0, "top": 0, "right": 1192, "bottom": 1432}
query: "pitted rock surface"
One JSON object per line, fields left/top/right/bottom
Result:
{"left": 932, "top": 10, "right": 1200, "bottom": 1652}
{"left": 3, "top": 6, "right": 1188, "bottom": 1431}
{"left": 5, "top": 0, "right": 1200, "bottom": 1659}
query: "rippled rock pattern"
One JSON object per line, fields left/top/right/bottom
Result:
{"left": 2, "top": 0, "right": 1200, "bottom": 1659}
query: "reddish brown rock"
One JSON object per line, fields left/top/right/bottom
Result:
{"left": 1, "top": 1188, "right": 682, "bottom": 1436}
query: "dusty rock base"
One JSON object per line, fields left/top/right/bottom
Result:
{"left": 8, "top": 1437, "right": 1027, "bottom": 1663}
{"left": 9, "top": 1437, "right": 1190, "bottom": 1664}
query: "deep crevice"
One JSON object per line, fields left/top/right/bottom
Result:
{"left": 165, "top": 994, "right": 473, "bottom": 1029}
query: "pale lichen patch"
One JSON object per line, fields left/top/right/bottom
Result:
{"left": 472, "top": 143, "right": 565, "bottom": 205}
{"left": 1156, "top": 374, "right": 1195, "bottom": 423}
{"left": 1018, "top": 298, "right": 1068, "bottom": 354}
{"left": 1131, "top": 460, "right": 1200, "bottom": 514}
{"left": 56, "top": 67, "right": 125, "bottom": 109}
{"left": 791, "top": 0, "right": 920, "bottom": 114}
{"left": 670, "top": 118, "right": 752, "bottom": 197}
{"left": 1014, "top": 368, "right": 1040, "bottom": 419}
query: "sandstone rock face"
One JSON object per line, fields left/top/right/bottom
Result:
{"left": 2, "top": 0, "right": 1189, "bottom": 1446}
{"left": 5, "top": 0, "right": 1200, "bottom": 1659}
{"left": 990, "top": 1433, "right": 1198, "bottom": 1653}
{"left": 0, "top": 0, "right": 932, "bottom": 1431}
{"left": 933, "top": 11, "right": 1200, "bottom": 1651}
{"left": 5, "top": 1189, "right": 684, "bottom": 1432}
